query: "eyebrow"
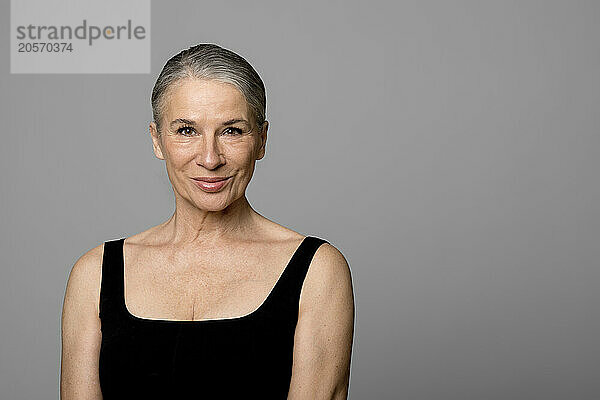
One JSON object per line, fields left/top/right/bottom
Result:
{"left": 169, "top": 118, "right": 251, "bottom": 128}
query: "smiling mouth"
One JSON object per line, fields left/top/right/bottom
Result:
{"left": 191, "top": 176, "right": 231, "bottom": 192}
{"left": 192, "top": 176, "right": 230, "bottom": 182}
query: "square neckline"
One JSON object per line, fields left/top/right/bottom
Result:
{"left": 119, "top": 236, "right": 310, "bottom": 324}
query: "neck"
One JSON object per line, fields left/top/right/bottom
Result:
{"left": 160, "top": 194, "right": 259, "bottom": 246}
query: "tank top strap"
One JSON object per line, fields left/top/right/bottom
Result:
{"left": 262, "top": 236, "right": 329, "bottom": 320}
{"left": 99, "top": 237, "right": 126, "bottom": 320}
{"left": 98, "top": 235, "right": 329, "bottom": 322}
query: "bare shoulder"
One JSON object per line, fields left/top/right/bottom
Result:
{"left": 300, "top": 241, "right": 355, "bottom": 316}
{"left": 70, "top": 242, "right": 104, "bottom": 276}
{"left": 63, "top": 242, "right": 105, "bottom": 318}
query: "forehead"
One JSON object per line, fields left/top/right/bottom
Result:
{"left": 163, "top": 78, "right": 250, "bottom": 121}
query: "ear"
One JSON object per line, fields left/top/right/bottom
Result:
{"left": 149, "top": 121, "right": 165, "bottom": 160}
{"left": 256, "top": 120, "right": 268, "bottom": 160}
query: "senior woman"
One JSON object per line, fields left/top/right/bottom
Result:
{"left": 60, "top": 44, "right": 354, "bottom": 400}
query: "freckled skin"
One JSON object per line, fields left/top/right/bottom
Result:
{"left": 149, "top": 79, "right": 268, "bottom": 213}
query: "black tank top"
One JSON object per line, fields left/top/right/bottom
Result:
{"left": 99, "top": 236, "right": 328, "bottom": 399}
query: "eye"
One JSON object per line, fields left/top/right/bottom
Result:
{"left": 223, "top": 127, "right": 244, "bottom": 136}
{"left": 177, "top": 126, "right": 197, "bottom": 136}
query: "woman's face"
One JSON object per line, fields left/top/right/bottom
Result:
{"left": 149, "top": 78, "right": 267, "bottom": 212}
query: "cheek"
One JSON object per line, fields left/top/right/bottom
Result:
{"left": 233, "top": 150, "right": 257, "bottom": 171}
{"left": 225, "top": 141, "right": 257, "bottom": 166}
{"left": 237, "top": 157, "right": 258, "bottom": 183}
{"left": 164, "top": 144, "right": 196, "bottom": 165}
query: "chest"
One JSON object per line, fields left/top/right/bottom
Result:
{"left": 122, "top": 242, "right": 297, "bottom": 322}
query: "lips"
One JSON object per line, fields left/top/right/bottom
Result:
{"left": 192, "top": 177, "right": 230, "bottom": 182}
{"left": 191, "top": 176, "right": 231, "bottom": 192}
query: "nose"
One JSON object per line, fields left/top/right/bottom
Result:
{"left": 194, "top": 135, "right": 225, "bottom": 170}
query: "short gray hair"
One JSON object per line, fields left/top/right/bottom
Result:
{"left": 151, "top": 43, "right": 266, "bottom": 133}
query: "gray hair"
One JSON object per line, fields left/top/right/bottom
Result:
{"left": 151, "top": 43, "right": 266, "bottom": 134}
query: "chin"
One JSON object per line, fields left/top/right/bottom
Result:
{"left": 195, "top": 197, "right": 232, "bottom": 212}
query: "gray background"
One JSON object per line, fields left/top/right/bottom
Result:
{"left": 1, "top": 1, "right": 599, "bottom": 399}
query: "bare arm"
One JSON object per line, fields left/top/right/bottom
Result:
{"left": 288, "top": 243, "right": 355, "bottom": 400}
{"left": 60, "top": 243, "right": 104, "bottom": 399}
